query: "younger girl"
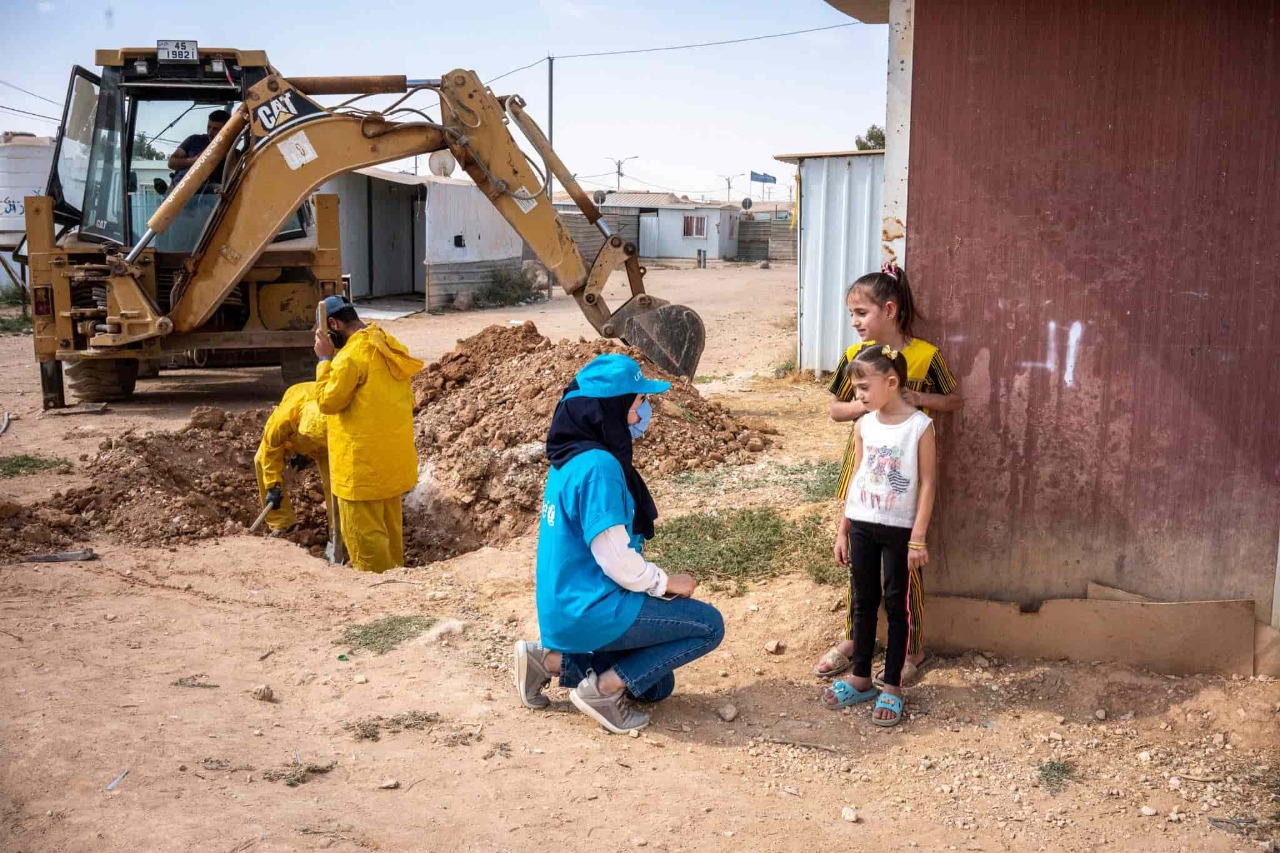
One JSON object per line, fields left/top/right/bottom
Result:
{"left": 812, "top": 262, "right": 961, "bottom": 684}
{"left": 821, "top": 345, "right": 937, "bottom": 726}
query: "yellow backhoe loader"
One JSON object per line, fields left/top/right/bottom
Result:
{"left": 25, "top": 45, "right": 704, "bottom": 407}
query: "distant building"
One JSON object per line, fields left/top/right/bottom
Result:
{"left": 553, "top": 190, "right": 739, "bottom": 261}
{"left": 319, "top": 167, "right": 524, "bottom": 309}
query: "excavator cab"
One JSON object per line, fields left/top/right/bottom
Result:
{"left": 46, "top": 53, "right": 310, "bottom": 326}
{"left": 30, "top": 48, "right": 340, "bottom": 405}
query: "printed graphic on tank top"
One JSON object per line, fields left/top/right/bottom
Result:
{"left": 845, "top": 409, "right": 932, "bottom": 530}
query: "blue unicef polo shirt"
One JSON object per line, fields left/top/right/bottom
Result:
{"left": 535, "top": 449, "right": 646, "bottom": 653}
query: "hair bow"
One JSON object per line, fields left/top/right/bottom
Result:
{"left": 881, "top": 344, "right": 899, "bottom": 361}
{"left": 880, "top": 261, "right": 900, "bottom": 281}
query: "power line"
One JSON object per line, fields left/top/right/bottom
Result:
{"left": 556, "top": 21, "right": 857, "bottom": 60}
{"left": 0, "top": 79, "right": 61, "bottom": 107}
{"left": 0, "top": 103, "right": 60, "bottom": 123}
{"left": 485, "top": 57, "right": 547, "bottom": 86}
{"left": 483, "top": 20, "right": 857, "bottom": 86}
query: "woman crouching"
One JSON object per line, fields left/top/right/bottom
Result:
{"left": 512, "top": 354, "right": 725, "bottom": 734}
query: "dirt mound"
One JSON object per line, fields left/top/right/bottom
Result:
{"left": 0, "top": 497, "right": 84, "bottom": 561}
{"left": 406, "top": 322, "right": 770, "bottom": 558}
{"left": 40, "top": 409, "right": 331, "bottom": 557}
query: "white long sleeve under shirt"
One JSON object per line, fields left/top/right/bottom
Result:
{"left": 589, "top": 525, "right": 669, "bottom": 597}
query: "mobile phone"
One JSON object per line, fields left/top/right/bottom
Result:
{"left": 660, "top": 591, "right": 682, "bottom": 601}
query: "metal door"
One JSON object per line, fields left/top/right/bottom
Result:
{"left": 638, "top": 212, "right": 658, "bottom": 257}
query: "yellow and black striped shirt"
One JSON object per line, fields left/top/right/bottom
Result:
{"left": 829, "top": 338, "right": 957, "bottom": 500}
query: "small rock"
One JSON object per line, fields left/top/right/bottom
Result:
{"left": 1049, "top": 731, "right": 1063, "bottom": 742}
{"left": 974, "top": 655, "right": 990, "bottom": 668}
{"left": 632, "top": 839, "right": 648, "bottom": 848}
{"left": 105, "top": 613, "right": 117, "bottom": 622}
{"left": 764, "top": 639, "right": 786, "bottom": 655}
{"left": 717, "top": 704, "right": 739, "bottom": 723}
{"left": 354, "top": 674, "right": 368, "bottom": 684}
{"left": 781, "top": 785, "right": 800, "bottom": 796}
{"left": 718, "top": 670, "right": 730, "bottom": 678}
{"left": 1138, "top": 751, "right": 1152, "bottom": 763}
{"left": 1140, "top": 806, "right": 1158, "bottom": 817}
{"left": 1054, "top": 715, "right": 1066, "bottom": 724}
{"left": 747, "top": 603, "right": 759, "bottom": 612}
{"left": 250, "top": 684, "right": 274, "bottom": 702}
{"left": 1212, "top": 732, "right": 1226, "bottom": 747}
{"left": 752, "top": 667, "right": 764, "bottom": 676}
{"left": 628, "top": 729, "right": 640, "bottom": 739}
{"left": 1094, "top": 709, "right": 1107, "bottom": 721}
{"left": 179, "top": 764, "right": 188, "bottom": 772}
{"left": 1168, "top": 777, "right": 1182, "bottom": 790}
{"left": 841, "top": 806, "right": 859, "bottom": 823}
{"left": 378, "top": 778, "right": 400, "bottom": 790}
{"left": 252, "top": 729, "right": 263, "bottom": 737}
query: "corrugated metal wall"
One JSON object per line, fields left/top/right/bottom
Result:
{"left": 795, "top": 153, "right": 884, "bottom": 373}
{"left": 909, "top": 0, "right": 1280, "bottom": 620}
{"left": 541, "top": 211, "right": 639, "bottom": 265}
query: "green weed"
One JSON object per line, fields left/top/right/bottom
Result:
{"left": 1038, "top": 760, "right": 1077, "bottom": 794}
{"left": 336, "top": 615, "right": 436, "bottom": 655}
{"left": 0, "top": 454, "right": 69, "bottom": 478}
{"left": 647, "top": 507, "right": 787, "bottom": 595}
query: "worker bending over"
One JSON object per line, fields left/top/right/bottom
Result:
{"left": 254, "top": 380, "right": 341, "bottom": 556}
{"left": 313, "top": 296, "right": 424, "bottom": 573}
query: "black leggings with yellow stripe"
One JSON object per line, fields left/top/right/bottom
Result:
{"left": 842, "top": 530, "right": 925, "bottom": 656}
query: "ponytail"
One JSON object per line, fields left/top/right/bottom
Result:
{"left": 848, "top": 261, "right": 919, "bottom": 336}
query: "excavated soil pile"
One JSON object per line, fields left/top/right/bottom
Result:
{"left": 405, "top": 322, "right": 772, "bottom": 560}
{"left": 40, "top": 408, "right": 331, "bottom": 557}
{"left": 0, "top": 497, "right": 85, "bottom": 561}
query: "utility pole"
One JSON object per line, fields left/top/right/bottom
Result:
{"left": 546, "top": 54, "right": 554, "bottom": 198}
{"left": 718, "top": 173, "right": 744, "bottom": 203}
{"left": 607, "top": 156, "right": 638, "bottom": 191}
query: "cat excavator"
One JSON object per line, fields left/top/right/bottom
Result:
{"left": 26, "top": 46, "right": 705, "bottom": 407}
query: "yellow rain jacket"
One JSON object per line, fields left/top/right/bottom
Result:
{"left": 315, "top": 323, "right": 424, "bottom": 501}
{"left": 254, "top": 381, "right": 331, "bottom": 532}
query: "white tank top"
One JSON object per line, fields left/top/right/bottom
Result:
{"left": 844, "top": 409, "right": 933, "bottom": 529}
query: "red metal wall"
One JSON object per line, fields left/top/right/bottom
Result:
{"left": 909, "top": 0, "right": 1280, "bottom": 619}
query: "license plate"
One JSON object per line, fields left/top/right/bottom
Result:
{"left": 157, "top": 40, "right": 199, "bottom": 63}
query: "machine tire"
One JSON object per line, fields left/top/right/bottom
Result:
{"left": 65, "top": 359, "right": 139, "bottom": 403}
{"left": 280, "top": 348, "right": 319, "bottom": 389}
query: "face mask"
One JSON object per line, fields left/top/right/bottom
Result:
{"left": 629, "top": 398, "right": 652, "bottom": 440}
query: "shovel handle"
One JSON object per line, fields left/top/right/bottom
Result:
{"left": 248, "top": 504, "right": 273, "bottom": 533}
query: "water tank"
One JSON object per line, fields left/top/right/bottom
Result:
{"left": 0, "top": 132, "right": 54, "bottom": 248}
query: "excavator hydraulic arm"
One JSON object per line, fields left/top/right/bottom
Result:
{"left": 140, "top": 68, "right": 703, "bottom": 377}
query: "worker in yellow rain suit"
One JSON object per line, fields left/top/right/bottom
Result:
{"left": 254, "top": 381, "right": 342, "bottom": 557}
{"left": 313, "top": 296, "right": 424, "bottom": 573}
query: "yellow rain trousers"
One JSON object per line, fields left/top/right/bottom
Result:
{"left": 315, "top": 323, "right": 424, "bottom": 572}
{"left": 336, "top": 496, "right": 404, "bottom": 574}
{"left": 254, "top": 381, "right": 333, "bottom": 534}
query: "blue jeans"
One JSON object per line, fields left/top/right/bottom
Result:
{"left": 558, "top": 596, "right": 725, "bottom": 702}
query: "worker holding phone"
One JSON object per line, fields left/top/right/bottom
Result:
{"left": 511, "top": 354, "right": 725, "bottom": 734}
{"left": 313, "top": 296, "right": 424, "bottom": 573}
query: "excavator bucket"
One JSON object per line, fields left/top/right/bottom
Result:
{"left": 621, "top": 303, "right": 706, "bottom": 379}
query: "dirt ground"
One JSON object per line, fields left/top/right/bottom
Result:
{"left": 2, "top": 264, "right": 1278, "bottom": 852}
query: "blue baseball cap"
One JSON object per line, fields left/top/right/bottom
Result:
{"left": 319, "top": 295, "right": 354, "bottom": 319}
{"left": 563, "top": 353, "right": 671, "bottom": 400}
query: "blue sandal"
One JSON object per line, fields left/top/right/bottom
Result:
{"left": 871, "top": 692, "right": 903, "bottom": 727}
{"left": 823, "top": 679, "right": 879, "bottom": 709}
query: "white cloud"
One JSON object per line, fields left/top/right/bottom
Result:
{"left": 36, "top": 1, "right": 55, "bottom": 11}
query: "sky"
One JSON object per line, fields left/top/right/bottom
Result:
{"left": 1, "top": 0, "right": 887, "bottom": 203}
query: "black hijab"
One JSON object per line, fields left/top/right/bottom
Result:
{"left": 545, "top": 380, "right": 659, "bottom": 539}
